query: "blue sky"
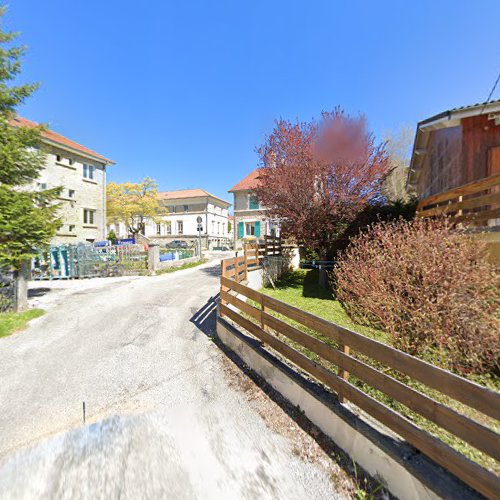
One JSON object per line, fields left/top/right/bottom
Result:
{"left": 8, "top": 1, "right": 500, "bottom": 205}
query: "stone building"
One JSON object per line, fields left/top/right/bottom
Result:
{"left": 12, "top": 117, "right": 115, "bottom": 244}
{"left": 228, "top": 168, "right": 280, "bottom": 249}
{"left": 110, "top": 188, "right": 231, "bottom": 249}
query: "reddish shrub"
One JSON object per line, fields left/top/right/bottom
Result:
{"left": 334, "top": 218, "right": 499, "bottom": 376}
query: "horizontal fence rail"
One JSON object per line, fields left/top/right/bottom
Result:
{"left": 417, "top": 173, "right": 500, "bottom": 226}
{"left": 218, "top": 265, "right": 500, "bottom": 499}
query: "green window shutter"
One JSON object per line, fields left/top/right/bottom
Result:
{"left": 238, "top": 222, "right": 244, "bottom": 238}
{"left": 255, "top": 221, "right": 261, "bottom": 237}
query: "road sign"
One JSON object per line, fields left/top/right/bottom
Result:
{"left": 196, "top": 216, "right": 203, "bottom": 224}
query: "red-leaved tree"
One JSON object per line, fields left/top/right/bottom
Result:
{"left": 255, "top": 109, "right": 389, "bottom": 283}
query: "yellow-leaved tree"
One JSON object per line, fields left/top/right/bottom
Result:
{"left": 106, "top": 177, "right": 164, "bottom": 237}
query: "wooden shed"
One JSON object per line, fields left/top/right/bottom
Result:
{"left": 408, "top": 100, "right": 500, "bottom": 261}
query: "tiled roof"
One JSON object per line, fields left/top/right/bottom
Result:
{"left": 228, "top": 168, "right": 262, "bottom": 192}
{"left": 158, "top": 188, "right": 231, "bottom": 206}
{"left": 10, "top": 116, "right": 115, "bottom": 164}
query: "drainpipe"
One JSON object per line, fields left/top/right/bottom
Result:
{"left": 102, "top": 163, "right": 106, "bottom": 240}
{"left": 205, "top": 196, "right": 209, "bottom": 250}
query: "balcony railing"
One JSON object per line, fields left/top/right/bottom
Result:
{"left": 416, "top": 173, "right": 500, "bottom": 227}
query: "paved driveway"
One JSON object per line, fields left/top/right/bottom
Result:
{"left": 0, "top": 259, "right": 341, "bottom": 499}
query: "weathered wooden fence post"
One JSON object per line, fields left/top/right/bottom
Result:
{"left": 337, "top": 344, "right": 350, "bottom": 403}
{"left": 220, "top": 259, "right": 227, "bottom": 316}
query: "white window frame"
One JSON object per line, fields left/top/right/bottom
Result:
{"left": 83, "top": 164, "right": 95, "bottom": 180}
{"left": 245, "top": 222, "right": 256, "bottom": 236}
{"left": 83, "top": 208, "right": 95, "bottom": 225}
{"left": 177, "top": 220, "right": 183, "bottom": 235}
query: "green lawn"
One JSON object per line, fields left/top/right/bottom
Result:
{"left": 259, "top": 269, "right": 499, "bottom": 474}
{"left": 264, "top": 269, "right": 390, "bottom": 343}
{"left": 0, "top": 308, "right": 45, "bottom": 338}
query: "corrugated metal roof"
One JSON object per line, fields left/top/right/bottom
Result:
{"left": 419, "top": 99, "right": 500, "bottom": 126}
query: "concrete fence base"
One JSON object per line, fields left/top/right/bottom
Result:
{"left": 156, "top": 255, "right": 201, "bottom": 272}
{"left": 216, "top": 316, "right": 480, "bottom": 500}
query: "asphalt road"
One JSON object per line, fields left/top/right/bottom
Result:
{"left": 0, "top": 258, "right": 340, "bottom": 499}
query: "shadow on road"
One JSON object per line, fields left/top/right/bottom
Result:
{"left": 199, "top": 265, "right": 221, "bottom": 278}
{"left": 190, "top": 293, "right": 220, "bottom": 337}
{"left": 28, "top": 287, "right": 52, "bottom": 298}
{"left": 189, "top": 291, "right": 388, "bottom": 497}
{"left": 212, "top": 336, "right": 389, "bottom": 498}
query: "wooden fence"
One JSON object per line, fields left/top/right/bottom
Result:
{"left": 221, "top": 236, "right": 284, "bottom": 282}
{"left": 218, "top": 264, "right": 500, "bottom": 499}
{"left": 417, "top": 173, "right": 500, "bottom": 226}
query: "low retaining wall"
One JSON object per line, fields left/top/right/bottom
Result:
{"left": 216, "top": 317, "right": 480, "bottom": 500}
{"left": 156, "top": 255, "right": 200, "bottom": 271}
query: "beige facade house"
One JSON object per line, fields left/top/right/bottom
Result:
{"left": 228, "top": 168, "right": 280, "bottom": 249}
{"left": 109, "top": 188, "right": 231, "bottom": 249}
{"left": 11, "top": 117, "right": 115, "bottom": 245}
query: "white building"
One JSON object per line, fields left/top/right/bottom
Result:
{"left": 111, "top": 189, "right": 232, "bottom": 249}
{"left": 12, "top": 116, "right": 115, "bottom": 245}
{"left": 229, "top": 168, "right": 279, "bottom": 249}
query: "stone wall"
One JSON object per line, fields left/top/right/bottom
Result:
{"left": 156, "top": 255, "right": 201, "bottom": 272}
{"left": 38, "top": 146, "right": 107, "bottom": 245}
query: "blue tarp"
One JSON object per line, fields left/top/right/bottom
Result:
{"left": 160, "top": 252, "right": 175, "bottom": 262}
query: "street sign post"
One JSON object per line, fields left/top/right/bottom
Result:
{"left": 196, "top": 216, "right": 203, "bottom": 256}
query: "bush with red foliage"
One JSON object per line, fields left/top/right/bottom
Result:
{"left": 334, "top": 218, "right": 499, "bottom": 376}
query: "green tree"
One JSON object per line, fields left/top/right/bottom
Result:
{"left": 106, "top": 177, "right": 164, "bottom": 237}
{"left": 0, "top": 7, "right": 61, "bottom": 269}
{"left": 107, "top": 229, "right": 117, "bottom": 244}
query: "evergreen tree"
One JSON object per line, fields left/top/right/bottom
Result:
{"left": 0, "top": 7, "right": 61, "bottom": 269}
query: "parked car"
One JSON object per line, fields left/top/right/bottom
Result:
{"left": 167, "top": 240, "right": 189, "bottom": 249}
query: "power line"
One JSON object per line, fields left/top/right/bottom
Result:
{"left": 480, "top": 69, "right": 500, "bottom": 114}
